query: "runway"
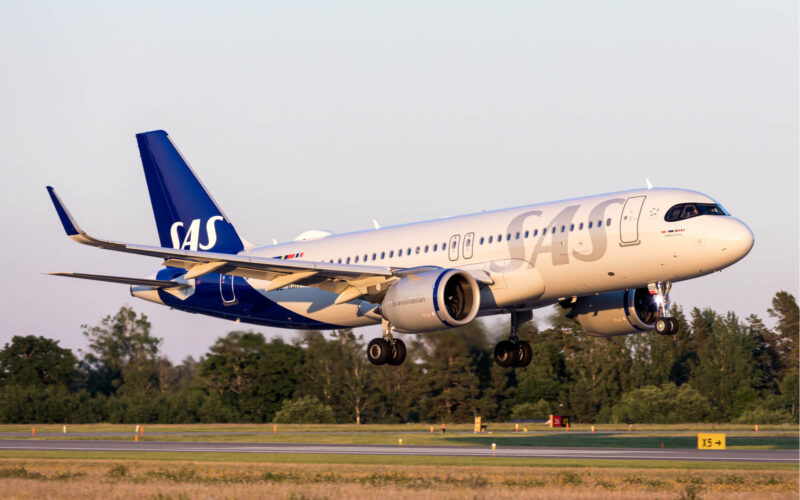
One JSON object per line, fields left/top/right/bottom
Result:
{"left": 0, "top": 439, "right": 796, "bottom": 463}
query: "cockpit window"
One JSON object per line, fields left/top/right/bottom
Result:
{"left": 665, "top": 203, "right": 726, "bottom": 222}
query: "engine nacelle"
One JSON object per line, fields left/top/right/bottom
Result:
{"left": 381, "top": 269, "right": 480, "bottom": 333}
{"left": 567, "top": 288, "right": 658, "bottom": 337}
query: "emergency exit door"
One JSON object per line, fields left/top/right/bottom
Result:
{"left": 448, "top": 234, "right": 461, "bottom": 261}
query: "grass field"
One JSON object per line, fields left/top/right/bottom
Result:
{"left": 0, "top": 457, "right": 797, "bottom": 500}
{"left": 1, "top": 423, "right": 796, "bottom": 450}
{"left": 0, "top": 424, "right": 795, "bottom": 498}
{"left": 1, "top": 422, "right": 797, "bottom": 434}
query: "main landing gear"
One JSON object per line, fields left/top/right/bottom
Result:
{"left": 367, "top": 321, "right": 407, "bottom": 366}
{"left": 650, "top": 281, "right": 679, "bottom": 336}
{"left": 494, "top": 310, "right": 533, "bottom": 368}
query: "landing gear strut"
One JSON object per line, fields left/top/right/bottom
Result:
{"left": 367, "top": 321, "right": 407, "bottom": 366}
{"left": 494, "top": 310, "right": 533, "bottom": 368}
{"left": 650, "top": 281, "right": 679, "bottom": 336}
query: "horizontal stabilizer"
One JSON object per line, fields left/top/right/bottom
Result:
{"left": 48, "top": 272, "right": 188, "bottom": 289}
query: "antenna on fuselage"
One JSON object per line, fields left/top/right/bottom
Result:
{"left": 645, "top": 178, "right": 654, "bottom": 190}
{"left": 372, "top": 218, "right": 381, "bottom": 230}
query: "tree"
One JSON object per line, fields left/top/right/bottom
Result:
{"left": 330, "top": 330, "right": 374, "bottom": 425}
{"left": 564, "top": 334, "right": 634, "bottom": 422}
{"left": 510, "top": 399, "right": 552, "bottom": 420}
{"left": 418, "top": 326, "right": 484, "bottom": 422}
{"left": 779, "top": 369, "right": 799, "bottom": 419}
{"left": 273, "top": 396, "right": 335, "bottom": 424}
{"left": 692, "top": 311, "right": 760, "bottom": 419}
{"left": 767, "top": 291, "right": 799, "bottom": 377}
{"left": 609, "top": 384, "right": 716, "bottom": 423}
{"left": 514, "top": 329, "right": 566, "bottom": 406}
{"left": 199, "top": 331, "right": 303, "bottom": 421}
{"left": 80, "top": 306, "right": 161, "bottom": 394}
{"left": 0, "top": 335, "right": 76, "bottom": 388}
{"left": 293, "top": 330, "right": 382, "bottom": 424}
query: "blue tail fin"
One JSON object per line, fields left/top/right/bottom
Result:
{"left": 136, "top": 130, "right": 245, "bottom": 254}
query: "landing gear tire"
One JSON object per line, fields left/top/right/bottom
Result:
{"left": 666, "top": 317, "right": 679, "bottom": 335}
{"left": 655, "top": 318, "right": 679, "bottom": 336}
{"left": 387, "top": 339, "right": 407, "bottom": 366}
{"left": 494, "top": 340, "right": 517, "bottom": 368}
{"left": 367, "top": 338, "right": 391, "bottom": 365}
{"left": 515, "top": 341, "right": 532, "bottom": 368}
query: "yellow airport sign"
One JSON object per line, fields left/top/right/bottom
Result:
{"left": 697, "top": 433, "right": 726, "bottom": 450}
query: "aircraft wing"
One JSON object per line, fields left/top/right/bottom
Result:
{"left": 48, "top": 272, "right": 190, "bottom": 289}
{"left": 46, "top": 187, "right": 491, "bottom": 304}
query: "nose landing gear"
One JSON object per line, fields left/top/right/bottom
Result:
{"left": 650, "top": 281, "right": 679, "bottom": 335}
{"left": 493, "top": 310, "right": 533, "bottom": 368}
{"left": 367, "top": 321, "right": 407, "bottom": 366}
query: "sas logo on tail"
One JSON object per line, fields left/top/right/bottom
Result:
{"left": 170, "top": 216, "right": 223, "bottom": 251}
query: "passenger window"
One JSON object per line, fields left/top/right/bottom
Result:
{"left": 354, "top": 256, "right": 359, "bottom": 263}
{"left": 372, "top": 253, "right": 377, "bottom": 260}
{"left": 606, "top": 218, "right": 611, "bottom": 226}
{"left": 543, "top": 228, "right": 547, "bottom": 235}
{"left": 381, "top": 251, "right": 385, "bottom": 259}
{"left": 515, "top": 232, "right": 520, "bottom": 239}
{"left": 561, "top": 225, "right": 565, "bottom": 233}
{"left": 398, "top": 249, "right": 403, "bottom": 257}
{"left": 488, "top": 235, "right": 493, "bottom": 243}
{"left": 363, "top": 254, "right": 367, "bottom": 261}
{"left": 479, "top": 237, "right": 484, "bottom": 245}
{"left": 598, "top": 220, "right": 603, "bottom": 227}
{"left": 346, "top": 257, "right": 351, "bottom": 264}
{"left": 579, "top": 222, "right": 584, "bottom": 230}
{"left": 552, "top": 226, "right": 556, "bottom": 234}
{"left": 588, "top": 221, "right": 593, "bottom": 229}
{"left": 524, "top": 230, "right": 529, "bottom": 238}
{"left": 407, "top": 247, "right": 412, "bottom": 255}
{"left": 415, "top": 246, "right": 420, "bottom": 254}
{"left": 570, "top": 224, "right": 574, "bottom": 231}
{"left": 389, "top": 250, "right": 394, "bottom": 258}
{"left": 424, "top": 245, "right": 429, "bottom": 253}
{"left": 497, "top": 234, "right": 502, "bottom": 241}
{"left": 433, "top": 244, "right": 438, "bottom": 251}
{"left": 442, "top": 242, "right": 446, "bottom": 250}
{"left": 534, "top": 229, "right": 538, "bottom": 237}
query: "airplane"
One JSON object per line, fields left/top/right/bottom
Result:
{"left": 46, "top": 130, "right": 754, "bottom": 368}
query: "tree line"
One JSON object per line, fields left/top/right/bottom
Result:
{"left": 0, "top": 291, "right": 797, "bottom": 425}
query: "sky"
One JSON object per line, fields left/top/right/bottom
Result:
{"left": 0, "top": 1, "right": 797, "bottom": 362}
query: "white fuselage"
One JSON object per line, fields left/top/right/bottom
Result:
{"left": 237, "top": 187, "right": 753, "bottom": 329}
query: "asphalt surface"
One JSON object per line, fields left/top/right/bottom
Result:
{"left": 0, "top": 439, "right": 796, "bottom": 463}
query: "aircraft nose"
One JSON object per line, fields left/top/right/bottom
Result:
{"left": 724, "top": 218, "right": 754, "bottom": 261}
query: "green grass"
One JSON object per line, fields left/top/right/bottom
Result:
{"left": 2, "top": 423, "right": 797, "bottom": 434}
{"left": 6, "top": 429, "right": 797, "bottom": 450}
{"left": 448, "top": 433, "right": 799, "bottom": 450}
{"left": 0, "top": 449, "right": 795, "bottom": 471}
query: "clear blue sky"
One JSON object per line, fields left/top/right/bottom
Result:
{"left": 1, "top": 1, "right": 797, "bottom": 361}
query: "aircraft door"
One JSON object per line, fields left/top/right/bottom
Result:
{"left": 620, "top": 196, "right": 646, "bottom": 245}
{"left": 448, "top": 234, "right": 461, "bottom": 261}
{"left": 462, "top": 232, "right": 474, "bottom": 259}
{"left": 220, "top": 274, "right": 237, "bottom": 305}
